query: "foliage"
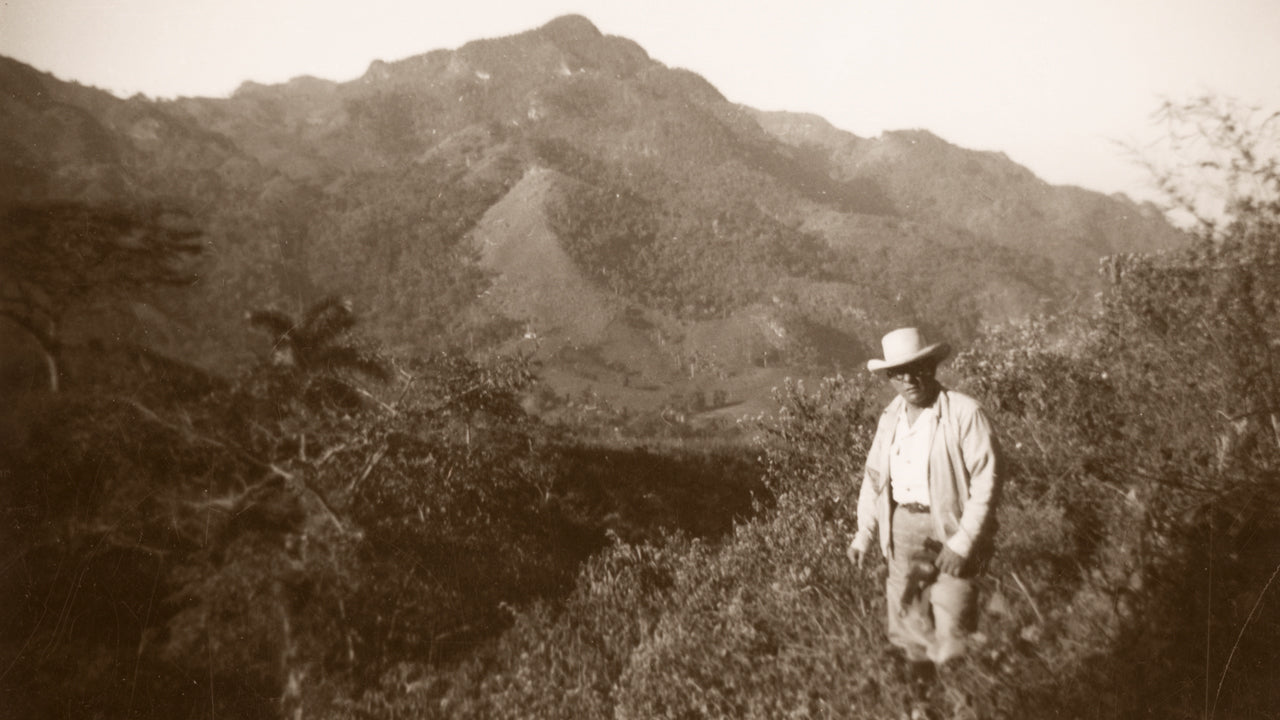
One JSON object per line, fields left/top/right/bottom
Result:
{"left": 540, "top": 140, "right": 836, "bottom": 320}
{"left": 0, "top": 200, "right": 204, "bottom": 389}
{"left": 246, "top": 295, "right": 392, "bottom": 412}
{"left": 2, "top": 299, "right": 558, "bottom": 718}
{"left": 1, "top": 297, "right": 766, "bottom": 720}
{"left": 305, "top": 157, "right": 521, "bottom": 353}
{"left": 345, "top": 90, "right": 428, "bottom": 157}
{"left": 1138, "top": 96, "right": 1280, "bottom": 236}
{"left": 6, "top": 93, "right": 1277, "bottom": 720}
{"left": 334, "top": 99, "right": 1280, "bottom": 720}
{"left": 365, "top": 286, "right": 1275, "bottom": 719}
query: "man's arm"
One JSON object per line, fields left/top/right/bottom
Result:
{"left": 942, "top": 404, "right": 999, "bottom": 559}
{"left": 850, "top": 421, "right": 887, "bottom": 562}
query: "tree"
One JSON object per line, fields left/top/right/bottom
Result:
{"left": 1137, "top": 96, "right": 1280, "bottom": 238}
{"left": 1118, "top": 97, "right": 1280, "bottom": 450}
{"left": 1076, "top": 97, "right": 1280, "bottom": 716}
{"left": 246, "top": 295, "right": 391, "bottom": 411}
{"left": 0, "top": 200, "right": 203, "bottom": 391}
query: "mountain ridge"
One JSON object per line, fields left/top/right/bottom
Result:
{"left": 0, "top": 14, "right": 1186, "bottom": 414}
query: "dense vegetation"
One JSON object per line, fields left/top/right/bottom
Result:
{"left": 0, "top": 295, "right": 764, "bottom": 719}
{"left": 538, "top": 136, "right": 832, "bottom": 321}
{"left": 3, "top": 91, "right": 1276, "bottom": 720}
{"left": 354, "top": 99, "right": 1276, "bottom": 720}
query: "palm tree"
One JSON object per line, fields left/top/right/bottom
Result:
{"left": 247, "top": 296, "right": 389, "bottom": 411}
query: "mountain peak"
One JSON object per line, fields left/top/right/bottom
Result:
{"left": 538, "top": 14, "right": 604, "bottom": 43}
{"left": 521, "top": 14, "right": 649, "bottom": 78}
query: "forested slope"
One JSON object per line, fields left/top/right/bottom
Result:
{"left": 6, "top": 16, "right": 1268, "bottom": 720}
{"left": 1, "top": 15, "right": 1184, "bottom": 408}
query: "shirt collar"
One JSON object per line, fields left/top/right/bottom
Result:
{"left": 894, "top": 389, "right": 943, "bottom": 421}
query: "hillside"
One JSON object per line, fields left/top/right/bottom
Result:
{"left": 0, "top": 14, "right": 1187, "bottom": 412}
{"left": 6, "top": 19, "right": 1277, "bottom": 720}
{"left": 754, "top": 111, "right": 1175, "bottom": 268}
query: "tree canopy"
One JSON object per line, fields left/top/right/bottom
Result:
{"left": 0, "top": 200, "right": 204, "bottom": 390}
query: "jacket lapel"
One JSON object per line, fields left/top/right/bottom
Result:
{"left": 874, "top": 397, "right": 903, "bottom": 495}
{"left": 926, "top": 391, "right": 946, "bottom": 490}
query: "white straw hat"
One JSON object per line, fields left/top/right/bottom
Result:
{"left": 866, "top": 327, "right": 951, "bottom": 373}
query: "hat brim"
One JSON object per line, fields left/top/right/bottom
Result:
{"left": 866, "top": 342, "right": 951, "bottom": 373}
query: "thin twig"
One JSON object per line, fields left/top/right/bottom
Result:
{"left": 394, "top": 374, "right": 416, "bottom": 408}
{"left": 294, "top": 474, "right": 346, "bottom": 534}
{"left": 122, "top": 398, "right": 352, "bottom": 534}
{"left": 120, "top": 398, "right": 269, "bottom": 471}
{"left": 315, "top": 442, "right": 349, "bottom": 466}
{"left": 1210, "top": 559, "right": 1280, "bottom": 719}
{"left": 1083, "top": 473, "right": 1140, "bottom": 503}
{"left": 350, "top": 383, "right": 399, "bottom": 415}
{"left": 1205, "top": 516, "right": 1214, "bottom": 720}
{"left": 1010, "top": 571, "right": 1045, "bottom": 625}
{"left": 348, "top": 444, "right": 388, "bottom": 495}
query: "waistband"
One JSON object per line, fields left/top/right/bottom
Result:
{"left": 895, "top": 502, "right": 931, "bottom": 514}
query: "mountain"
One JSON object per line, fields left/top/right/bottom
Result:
{"left": 0, "top": 14, "right": 1185, "bottom": 414}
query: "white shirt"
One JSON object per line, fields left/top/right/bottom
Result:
{"left": 889, "top": 404, "right": 936, "bottom": 506}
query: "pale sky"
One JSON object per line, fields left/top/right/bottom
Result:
{"left": 2, "top": 0, "right": 1278, "bottom": 203}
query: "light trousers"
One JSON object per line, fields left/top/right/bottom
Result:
{"left": 885, "top": 506, "right": 977, "bottom": 664}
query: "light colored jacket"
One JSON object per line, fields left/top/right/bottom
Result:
{"left": 850, "top": 389, "right": 1000, "bottom": 560}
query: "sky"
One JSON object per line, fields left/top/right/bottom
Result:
{"left": 2, "top": 0, "right": 1278, "bottom": 204}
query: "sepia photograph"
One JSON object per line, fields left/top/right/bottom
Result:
{"left": 2, "top": 1, "right": 1278, "bottom": 718}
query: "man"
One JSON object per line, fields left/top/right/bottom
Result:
{"left": 848, "top": 327, "right": 1001, "bottom": 669}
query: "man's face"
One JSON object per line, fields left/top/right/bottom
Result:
{"left": 886, "top": 360, "right": 940, "bottom": 408}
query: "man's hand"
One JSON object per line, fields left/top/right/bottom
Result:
{"left": 847, "top": 542, "right": 865, "bottom": 568}
{"left": 936, "top": 546, "right": 968, "bottom": 576}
